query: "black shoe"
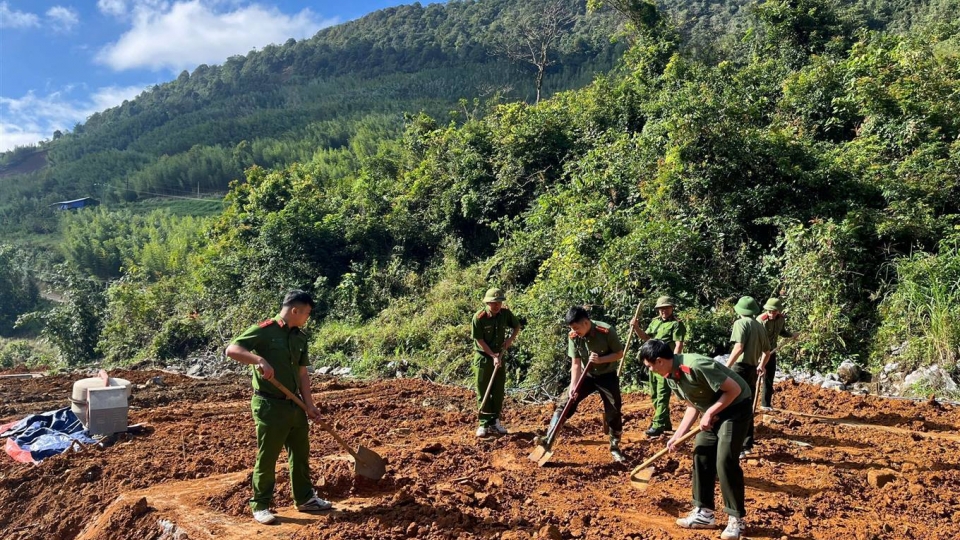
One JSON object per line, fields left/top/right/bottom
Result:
{"left": 645, "top": 426, "right": 666, "bottom": 437}
{"left": 611, "top": 448, "right": 627, "bottom": 463}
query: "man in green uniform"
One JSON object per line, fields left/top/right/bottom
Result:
{"left": 544, "top": 306, "right": 626, "bottom": 462}
{"left": 225, "top": 290, "right": 331, "bottom": 525}
{"left": 630, "top": 295, "right": 686, "bottom": 437}
{"left": 724, "top": 296, "right": 771, "bottom": 458}
{"left": 640, "top": 339, "right": 752, "bottom": 540}
{"left": 757, "top": 298, "right": 796, "bottom": 411}
{"left": 471, "top": 287, "right": 522, "bottom": 437}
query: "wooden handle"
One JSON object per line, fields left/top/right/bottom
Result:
{"left": 478, "top": 363, "right": 500, "bottom": 413}
{"left": 629, "top": 425, "right": 702, "bottom": 476}
{"left": 617, "top": 301, "right": 644, "bottom": 377}
{"left": 753, "top": 376, "right": 762, "bottom": 414}
{"left": 265, "top": 377, "right": 361, "bottom": 460}
{"left": 544, "top": 360, "right": 594, "bottom": 444}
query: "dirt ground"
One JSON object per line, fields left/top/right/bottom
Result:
{"left": 1, "top": 370, "right": 959, "bottom": 540}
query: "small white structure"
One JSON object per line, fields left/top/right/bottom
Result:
{"left": 70, "top": 376, "right": 132, "bottom": 436}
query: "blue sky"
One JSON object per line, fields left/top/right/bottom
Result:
{"left": 0, "top": 1, "right": 444, "bottom": 152}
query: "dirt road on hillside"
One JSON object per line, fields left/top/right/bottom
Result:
{"left": 1, "top": 370, "right": 958, "bottom": 539}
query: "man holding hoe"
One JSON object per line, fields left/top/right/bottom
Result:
{"left": 471, "top": 287, "right": 522, "bottom": 437}
{"left": 225, "top": 290, "right": 332, "bottom": 525}
{"left": 539, "top": 306, "right": 626, "bottom": 462}
{"left": 640, "top": 339, "right": 752, "bottom": 540}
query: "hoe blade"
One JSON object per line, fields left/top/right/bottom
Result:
{"left": 353, "top": 445, "right": 386, "bottom": 481}
{"left": 629, "top": 466, "right": 655, "bottom": 491}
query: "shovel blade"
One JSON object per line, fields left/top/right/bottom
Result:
{"left": 528, "top": 444, "right": 550, "bottom": 464}
{"left": 536, "top": 448, "right": 555, "bottom": 467}
{"left": 353, "top": 445, "right": 386, "bottom": 481}
{"left": 629, "top": 466, "right": 655, "bottom": 491}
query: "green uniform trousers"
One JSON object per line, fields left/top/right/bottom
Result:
{"left": 692, "top": 399, "right": 751, "bottom": 518}
{"left": 474, "top": 354, "right": 506, "bottom": 427}
{"left": 249, "top": 394, "right": 313, "bottom": 511}
{"left": 649, "top": 371, "right": 673, "bottom": 429}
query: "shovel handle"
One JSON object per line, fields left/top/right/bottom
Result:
{"left": 478, "top": 362, "right": 500, "bottom": 413}
{"left": 544, "top": 359, "right": 594, "bottom": 444}
{"left": 629, "top": 425, "right": 702, "bottom": 477}
{"left": 753, "top": 376, "right": 763, "bottom": 414}
{"left": 265, "top": 377, "right": 361, "bottom": 461}
{"left": 617, "top": 301, "right": 644, "bottom": 377}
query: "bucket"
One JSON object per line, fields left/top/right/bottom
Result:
{"left": 70, "top": 377, "right": 132, "bottom": 428}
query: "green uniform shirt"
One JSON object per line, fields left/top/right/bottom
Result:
{"left": 758, "top": 312, "right": 793, "bottom": 350}
{"left": 231, "top": 316, "right": 309, "bottom": 399}
{"left": 647, "top": 316, "right": 687, "bottom": 344}
{"left": 730, "top": 316, "right": 771, "bottom": 367}
{"left": 471, "top": 307, "right": 521, "bottom": 356}
{"left": 664, "top": 354, "right": 751, "bottom": 413}
{"left": 567, "top": 321, "right": 623, "bottom": 376}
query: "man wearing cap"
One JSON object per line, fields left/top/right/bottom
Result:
{"left": 542, "top": 306, "right": 626, "bottom": 462}
{"left": 640, "top": 339, "right": 752, "bottom": 540}
{"left": 630, "top": 295, "right": 687, "bottom": 437}
{"left": 724, "top": 296, "right": 770, "bottom": 458}
{"left": 471, "top": 288, "right": 522, "bottom": 437}
{"left": 756, "top": 298, "right": 796, "bottom": 411}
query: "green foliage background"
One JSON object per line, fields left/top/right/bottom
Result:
{"left": 2, "top": 0, "right": 959, "bottom": 392}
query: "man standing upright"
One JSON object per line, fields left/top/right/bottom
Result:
{"left": 630, "top": 295, "right": 686, "bottom": 437}
{"left": 471, "top": 288, "right": 522, "bottom": 437}
{"left": 225, "top": 290, "right": 331, "bottom": 525}
{"left": 756, "top": 298, "right": 796, "bottom": 411}
{"left": 725, "top": 296, "right": 770, "bottom": 458}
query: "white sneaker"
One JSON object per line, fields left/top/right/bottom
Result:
{"left": 297, "top": 494, "right": 333, "bottom": 512}
{"left": 676, "top": 507, "right": 716, "bottom": 529}
{"left": 721, "top": 516, "right": 744, "bottom": 539}
{"left": 252, "top": 508, "right": 276, "bottom": 524}
{"left": 476, "top": 426, "right": 490, "bottom": 437}
{"left": 492, "top": 419, "right": 509, "bottom": 435}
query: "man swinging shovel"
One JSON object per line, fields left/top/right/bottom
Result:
{"left": 634, "top": 339, "right": 753, "bottom": 540}
{"left": 529, "top": 306, "right": 625, "bottom": 465}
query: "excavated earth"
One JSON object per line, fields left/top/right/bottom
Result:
{"left": 1, "top": 370, "right": 959, "bottom": 540}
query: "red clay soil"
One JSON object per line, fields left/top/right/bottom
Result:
{"left": 1, "top": 370, "right": 958, "bottom": 540}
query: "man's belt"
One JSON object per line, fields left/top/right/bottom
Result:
{"left": 254, "top": 389, "right": 288, "bottom": 400}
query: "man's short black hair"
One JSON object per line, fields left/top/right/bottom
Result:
{"left": 639, "top": 339, "right": 674, "bottom": 363}
{"left": 282, "top": 290, "right": 315, "bottom": 309}
{"left": 564, "top": 306, "right": 590, "bottom": 326}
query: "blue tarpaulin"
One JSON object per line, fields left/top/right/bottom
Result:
{"left": 1, "top": 407, "right": 97, "bottom": 462}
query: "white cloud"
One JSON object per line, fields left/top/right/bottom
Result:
{"left": 46, "top": 6, "right": 79, "bottom": 32}
{"left": 97, "top": 0, "right": 129, "bottom": 17}
{"left": 97, "top": 1, "right": 337, "bottom": 72}
{"left": 0, "top": 2, "right": 40, "bottom": 28}
{"left": 0, "top": 85, "right": 146, "bottom": 152}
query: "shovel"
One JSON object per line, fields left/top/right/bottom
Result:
{"left": 629, "top": 425, "right": 701, "bottom": 490}
{"left": 617, "top": 301, "right": 644, "bottom": 377}
{"left": 478, "top": 362, "right": 500, "bottom": 414}
{"left": 528, "top": 360, "right": 594, "bottom": 467}
{"left": 266, "top": 377, "right": 386, "bottom": 481}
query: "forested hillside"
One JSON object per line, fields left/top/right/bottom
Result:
{"left": 0, "top": 0, "right": 625, "bottom": 235}
{"left": 2, "top": 0, "right": 959, "bottom": 397}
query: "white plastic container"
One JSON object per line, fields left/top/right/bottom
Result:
{"left": 70, "top": 377, "right": 132, "bottom": 434}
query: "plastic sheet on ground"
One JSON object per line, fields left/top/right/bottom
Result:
{"left": 1, "top": 407, "right": 97, "bottom": 463}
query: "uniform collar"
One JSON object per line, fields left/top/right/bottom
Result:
{"left": 274, "top": 315, "right": 296, "bottom": 331}
{"left": 667, "top": 356, "right": 683, "bottom": 380}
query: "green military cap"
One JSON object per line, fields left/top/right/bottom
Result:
{"left": 764, "top": 297, "right": 784, "bottom": 311}
{"left": 483, "top": 288, "right": 506, "bottom": 303}
{"left": 734, "top": 296, "right": 761, "bottom": 316}
{"left": 654, "top": 296, "right": 676, "bottom": 308}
